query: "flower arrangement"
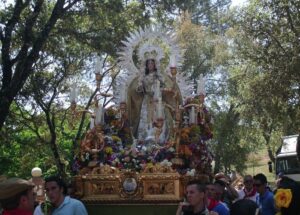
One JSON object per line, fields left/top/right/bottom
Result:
{"left": 41, "top": 199, "right": 54, "bottom": 215}
{"left": 275, "top": 188, "right": 292, "bottom": 209}
{"left": 73, "top": 96, "right": 214, "bottom": 175}
{"left": 184, "top": 97, "right": 201, "bottom": 106}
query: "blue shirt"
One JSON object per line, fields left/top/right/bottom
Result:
{"left": 212, "top": 202, "right": 229, "bottom": 215}
{"left": 256, "top": 190, "right": 276, "bottom": 215}
{"left": 52, "top": 196, "right": 88, "bottom": 215}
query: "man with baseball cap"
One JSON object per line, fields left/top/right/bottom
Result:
{"left": 0, "top": 178, "right": 35, "bottom": 215}
{"left": 214, "top": 173, "right": 238, "bottom": 210}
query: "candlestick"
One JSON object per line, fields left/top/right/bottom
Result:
{"left": 95, "top": 56, "right": 103, "bottom": 74}
{"left": 189, "top": 106, "right": 196, "bottom": 124}
{"left": 154, "top": 80, "right": 160, "bottom": 100}
{"left": 70, "top": 83, "right": 78, "bottom": 103}
{"left": 157, "top": 97, "right": 163, "bottom": 119}
{"left": 95, "top": 104, "right": 102, "bottom": 125}
{"left": 197, "top": 74, "right": 205, "bottom": 95}
{"left": 90, "top": 117, "right": 95, "bottom": 129}
{"left": 120, "top": 84, "right": 127, "bottom": 103}
{"left": 170, "top": 55, "right": 176, "bottom": 68}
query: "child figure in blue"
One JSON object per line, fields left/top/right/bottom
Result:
{"left": 254, "top": 173, "right": 276, "bottom": 215}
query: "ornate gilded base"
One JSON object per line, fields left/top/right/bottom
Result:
{"left": 73, "top": 165, "right": 209, "bottom": 204}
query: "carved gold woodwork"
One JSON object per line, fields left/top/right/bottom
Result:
{"left": 74, "top": 164, "right": 185, "bottom": 203}
{"left": 74, "top": 164, "right": 211, "bottom": 204}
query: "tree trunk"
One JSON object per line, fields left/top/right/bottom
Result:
{"left": 0, "top": 0, "right": 70, "bottom": 131}
{"left": 0, "top": 93, "right": 14, "bottom": 129}
{"left": 45, "top": 105, "right": 67, "bottom": 179}
{"left": 214, "top": 154, "right": 221, "bottom": 174}
{"left": 263, "top": 130, "right": 275, "bottom": 163}
{"left": 267, "top": 146, "right": 275, "bottom": 163}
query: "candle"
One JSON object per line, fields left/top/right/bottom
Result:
{"left": 70, "top": 83, "right": 77, "bottom": 103}
{"left": 191, "top": 65, "right": 194, "bottom": 73}
{"left": 120, "top": 84, "right": 127, "bottom": 102}
{"left": 197, "top": 74, "right": 205, "bottom": 95}
{"left": 95, "top": 57, "right": 103, "bottom": 74}
{"left": 157, "top": 97, "right": 163, "bottom": 118}
{"left": 154, "top": 80, "right": 160, "bottom": 100}
{"left": 170, "top": 55, "right": 176, "bottom": 67}
{"left": 90, "top": 117, "right": 95, "bottom": 129}
{"left": 95, "top": 104, "right": 102, "bottom": 125}
{"left": 189, "top": 106, "right": 196, "bottom": 124}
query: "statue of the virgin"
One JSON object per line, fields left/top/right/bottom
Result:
{"left": 117, "top": 25, "right": 189, "bottom": 145}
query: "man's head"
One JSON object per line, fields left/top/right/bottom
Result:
{"left": 206, "top": 183, "right": 217, "bottom": 199}
{"left": 214, "top": 172, "right": 230, "bottom": 185}
{"left": 253, "top": 173, "right": 267, "bottom": 194}
{"left": 0, "top": 178, "right": 35, "bottom": 211}
{"left": 45, "top": 176, "right": 67, "bottom": 207}
{"left": 237, "top": 182, "right": 244, "bottom": 190}
{"left": 186, "top": 180, "right": 206, "bottom": 207}
{"left": 243, "top": 175, "right": 254, "bottom": 191}
{"left": 231, "top": 199, "right": 260, "bottom": 215}
{"left": 213, "top": 180, "right": 226, "bottom": 201}
{"left": 215, "top": 172, "right": 229, "bottom": 181}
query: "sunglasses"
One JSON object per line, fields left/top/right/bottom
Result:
{"left": 244, "top": 180, "right": 253, "bottom": 183}
{"left": 253, "top": 183, "right": 263, "bottom": 187}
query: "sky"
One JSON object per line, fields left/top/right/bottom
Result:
{"left": 231, "top": 0, "right": 248, "bottom": 7}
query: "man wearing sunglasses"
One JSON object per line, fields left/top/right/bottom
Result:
{"left": 253, "top": 173, "right": 276, "bottom": 215}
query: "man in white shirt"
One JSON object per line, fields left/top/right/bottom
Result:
{"left": 34, "top": 176, "right": 88, "bottom": 215}
{"left": 237, "top": 175, "right": 258, "bottom": 202}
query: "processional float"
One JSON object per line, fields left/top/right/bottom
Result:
{"left": 70, "top": 24, "right": 214, "bottom": 203}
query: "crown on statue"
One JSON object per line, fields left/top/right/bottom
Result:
{"left": 138, "top": 43, "right": 164, "bottom": 64}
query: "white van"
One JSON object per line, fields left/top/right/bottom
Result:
{"left": 275, "top": 134, "right": 300, "bottom": 182}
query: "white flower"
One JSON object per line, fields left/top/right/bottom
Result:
{"left": 168, "top": 147, "right": 175, "bottom": 152}
{"left": 167, "top": 161, "right": 172, "bottom": 167}
{"left": 186, "top": 169, "right": 195, "bottom": 176}
{"left": 142, "top": 146, "right": 147, "bottom": 152}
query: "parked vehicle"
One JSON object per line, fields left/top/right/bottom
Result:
{"left": 275, "top": 134, "right": 300, "bottom": 182}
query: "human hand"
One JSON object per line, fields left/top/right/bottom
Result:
{"left": 176, "top": 201, "right": 190, "bottom": 215}
{"left": 209, "top": 211, "right": 219, "bottom": 215}
{"left": 136, "top": 83, "right": 144, "bottom": 93}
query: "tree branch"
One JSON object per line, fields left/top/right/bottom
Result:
{"left": 284, "top": 4, "right": 299, "bottom": 38}
{"left": 1, "top": 0, "right": 30, "bottom": 88}
{"left": 74, "top": 87, "right": 98, "bottom": 142}
{"left": 13, "top": 0, "right": 45, "bottom": 64}
{"left": 15, "top": 102, "right": 46, "bottom": 143}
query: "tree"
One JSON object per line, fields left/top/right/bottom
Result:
{"left": 139, "top": 0, "right": 231, "bottom": 28}
{"left": 211, "top": 103, "right": 254, "bottom": 173}
{"left": 0, "top": 0, "right": 85, "bottom": 130}
{"left": 0, "top": 0, "right": 149, "bottom": 177}
{"left": 226, "top": 0, "right": 300, "bottom": 161}
{"left": 176, "top": 13, "right": 250, "bottom": 173}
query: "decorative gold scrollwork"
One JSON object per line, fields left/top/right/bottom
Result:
{"left": 119, "top": 170, "right": 143, "bottom": 199}
{"left": 91, "top": 165, "right": 120, "bottom": 175}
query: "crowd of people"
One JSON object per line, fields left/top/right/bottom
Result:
{"left": 177, "top": 172, "right": 300, "bottom": 215}
{"left": 0, "top": 172, "right": 300, "bottom": 215}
